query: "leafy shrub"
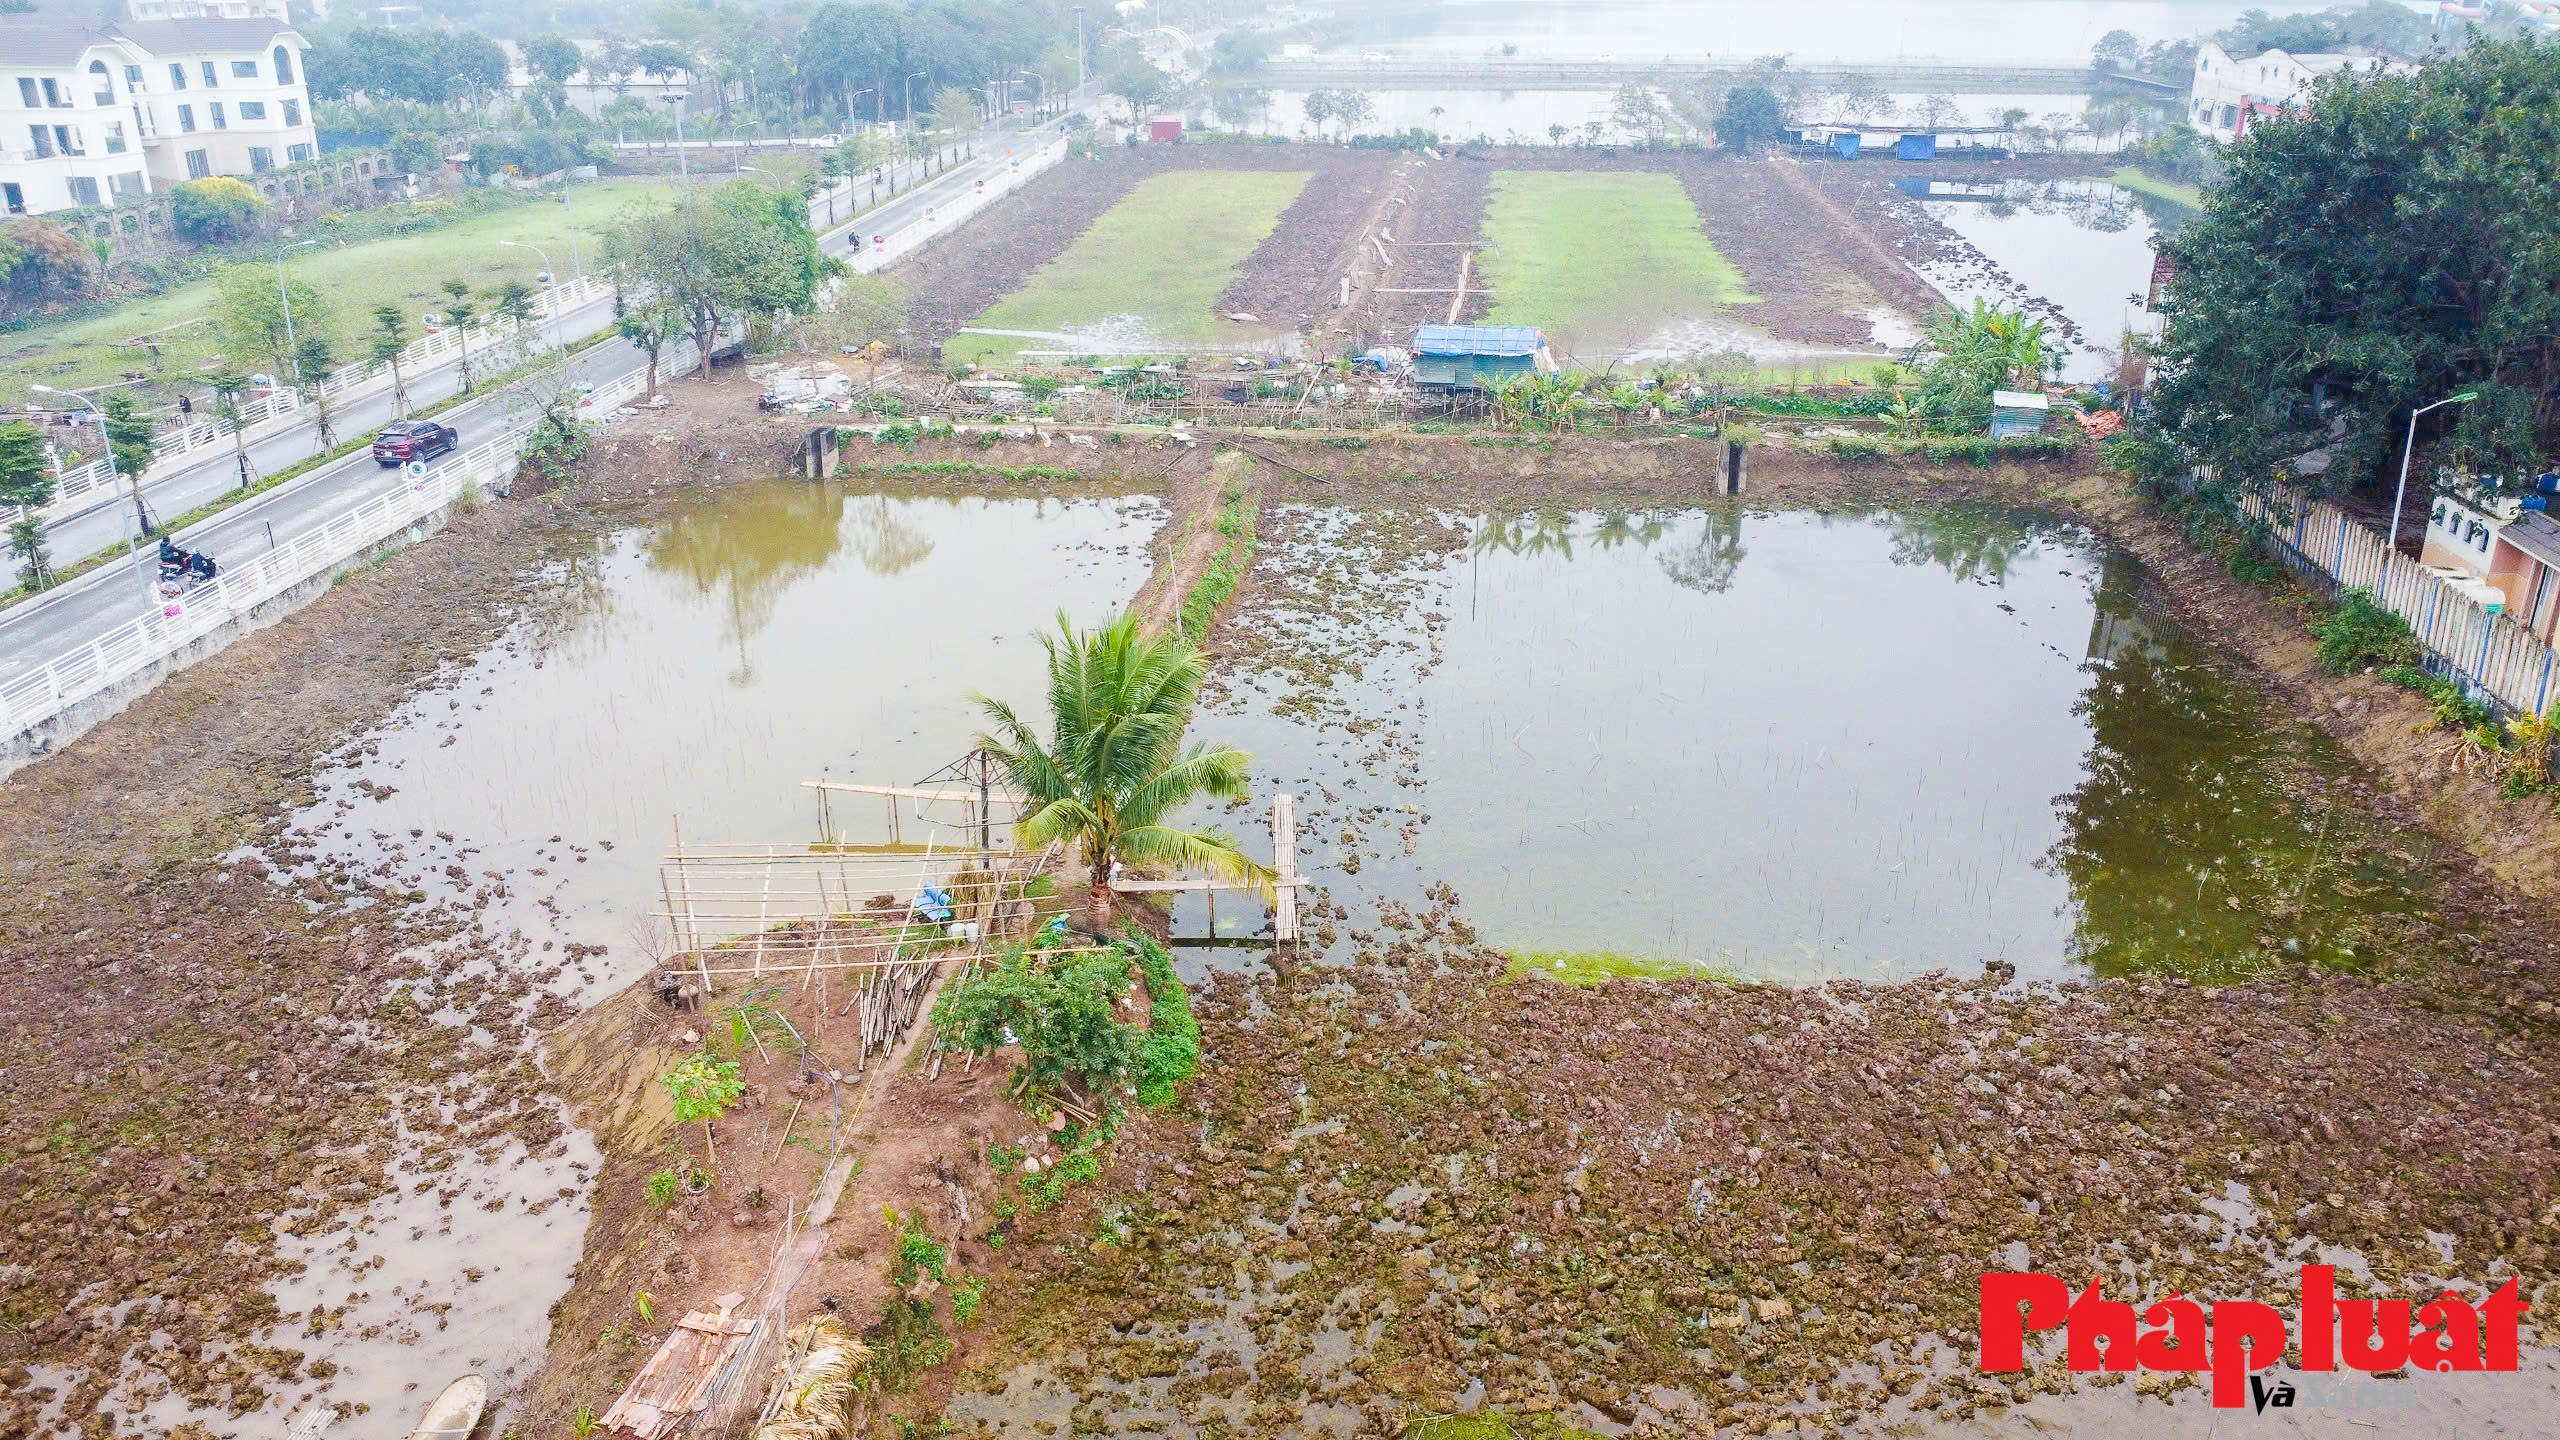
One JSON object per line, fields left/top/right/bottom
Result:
{"left": 1127, "top": 929, "right": 1200, "bottom": 1108}
{"left": 2312, "top": 588, "right": 2419, "bottom": 675}
{"left": 929, "top": 945, "right": 1138, "bottom": 1093}
{"left": 1825, "top": 435, "right": 1887, "bottom": 461}
{"left": 951, "top": 1275, "right": 989, "bottom": 1326}
{"left": 170, "top": 177, "right": 267, "bottom": 242}
{"left": 891, "top": 1212, "right": 949, "bottom": 1287}
{"left": 645, "top": 1168, "right": 679, "bottom": 1209}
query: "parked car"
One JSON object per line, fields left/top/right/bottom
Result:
{"left": 372, "top": 419, "right": 459, "bottom": 466}
{"left": 1362, "top": 50, "right": 1388, "bottom": 61}
{"left": 813, "top": 132, "right": 845, "bottom": 147}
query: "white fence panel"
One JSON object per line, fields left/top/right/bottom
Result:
{"left": 0, "top": 338, "right": 686, "bottom": 742}
{"left": 2238, "top": 482, "right": 2560, "bottom": 717}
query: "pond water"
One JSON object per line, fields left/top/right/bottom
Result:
{"left": 285, "top": 484, "right": 1163, "bottom": 988}
{"left": 1905, "top": 176, "right": 2181, "bottom": 382}
{"left": 244, "top": 484, "right": 1160, "bottom": 1426}
{"left": 1182, "top": 501, "right": 2445, "bottom": 984}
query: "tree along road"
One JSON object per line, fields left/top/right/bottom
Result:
{"left": 0, "top": 122, "right": 1063, "bottom": 709}
{"left": 18, "top": 281, "right": 626, "bottom": 587}
{"left": 0, "top": 332, "right": 663, "bottom": 692}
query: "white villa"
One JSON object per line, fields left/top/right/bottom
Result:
{"left": 2, "top": 11, "right": 317, "bottom": 216}
{"left": 2186, "top": 42, "right": 2417, "bottom": 143}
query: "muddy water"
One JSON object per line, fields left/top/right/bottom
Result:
{"left": 255, "top": 484, "right": 1160, "bottom": 1426}
{"left": 1184, "top": 501, "right": 2444, "bottom": 983}
{"left": 1904, "top": 177, "right": 2182, "bottom": 382}
{"left": 286, "top": 485, "right": 1163, "bottom": 980}
{"left": 1327, "top": 0, "right": 2370, "bottom": 65}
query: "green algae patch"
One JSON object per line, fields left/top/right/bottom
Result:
{"left": 1506, "top": 949, "right": 1744, "bottom": 986}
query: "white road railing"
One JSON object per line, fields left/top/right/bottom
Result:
{"left": 850, "top": 137, "right": 1067, "bottom": 274}
{"left": 0, "top": 339, "right": 687, "bottom": 743}
{"left": 34, "top": 274, "right": 618, "bottom": 523}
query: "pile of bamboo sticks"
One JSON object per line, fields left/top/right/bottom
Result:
{"left": 843, "top": 953, "right": 942, "bottom": 1071}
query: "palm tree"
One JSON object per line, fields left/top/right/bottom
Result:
{"left": 976, "top": 612, "right": 1270, "bottom": 930}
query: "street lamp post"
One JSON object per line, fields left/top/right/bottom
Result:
{"left": 1073, "top": 6, "right": 1087, "bottom": 93}
{"left": 905, "top": 69, "right": 926, "bottom": 136}
{"left": 499, "top": 239, "right": 559, "bottom": 348}
{"left": 2388, "top": 390, "right": 2483, "bottom": 555}
{"left": 661, "top": 93, "right": 694, "bottom": 201}
{"left": 32, "top": 384, "right": 155, "bottom": 607}
{"left": 275, "top": 237, "right": 316, "bottom": 381}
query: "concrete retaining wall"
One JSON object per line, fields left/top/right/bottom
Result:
{"left": 0, "top": 500, "right": 459, "bottom": 780}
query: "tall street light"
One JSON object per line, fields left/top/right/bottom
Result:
{"left": 661, "top": 92, "right": 695, "bottom": 208}
{"left": 1073, "top": 6, "right": 1087, "bottom": 92}
{"left": 499, "top": 239, "right": 559, "bottom": 349}
{"left": 31, "top": 384, "right": 154, "bottom": 607}
{"left": 2389, "top": 389, "right": 2482, "bottom": 555}
{"left": 275, "top": 237, "right": 317, "bottom": 381}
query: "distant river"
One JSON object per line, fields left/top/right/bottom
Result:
{"left": 1319, "top": 0, "right": 2436, "bottom": 66}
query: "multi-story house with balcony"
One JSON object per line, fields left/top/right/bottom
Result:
{"left": 1, "top": 13, "right": 315, "bottom": 217}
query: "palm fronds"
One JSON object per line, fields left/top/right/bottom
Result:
{"left": 974, "top": 611, "right": 1270, "bottom": 923}
{"left": 752, "top": 1315, "right": 871, "bottom": 1440}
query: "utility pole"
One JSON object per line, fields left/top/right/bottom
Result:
{"left": 975, "top": 747, "right": 992, "bottom": 865}
{"left": 1073, "top": 6, "right": 1086, "bottom": 93}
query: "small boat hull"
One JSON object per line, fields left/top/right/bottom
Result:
{"left": 409, "top": 1375, "right": 489, "bottom": 1440}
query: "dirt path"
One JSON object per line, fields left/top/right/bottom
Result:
{"left": 1130, "top": 444, "right": 1227, "bottom": 637}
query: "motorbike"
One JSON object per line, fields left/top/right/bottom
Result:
{"left": 157, "top": 537, "right": 218, "bottom": 584}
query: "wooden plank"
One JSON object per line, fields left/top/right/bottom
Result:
{"left": 1273, "top": 792, "right": 1300, "bottom": 943}
{"left": 1110, "top": 877, "right": 1312, "bottom": 893}
{"left": 799, "top": 780, "right": 1033, "bottom": 803}
{"left": 808, "top": 1154, "right": 860, "bottom": 1227}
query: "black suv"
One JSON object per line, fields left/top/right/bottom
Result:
{"left": 373, "top": 419, "right": 460, "bottom": 466}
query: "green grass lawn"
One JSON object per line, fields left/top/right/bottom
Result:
{"left": 2109, "top": 165, "right": 2204, "bottom": 210}
{"left": 943, "top": 170, "right": 1311, "bottom": 368}
{"left": 3, "top": 177, "right": 682, "bottom": 405}
{"left": 1477, "top": 171, "right": 1758, "bottom": 368}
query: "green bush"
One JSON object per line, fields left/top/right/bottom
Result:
{"left": 1825, "top": 434, "right": 1887, "bottom": 461}
{"left": 2383, "top": 663, "right": 2496, "bottom": 732}
{"left": 2312, "top": 588, "right": 2419, "bottom": 675}
{"left": 929, "top": 944, "right": 1137, "bottom": 1093}
{"left": 1127, "top": 929, "right": 1201, "bottom": 1108}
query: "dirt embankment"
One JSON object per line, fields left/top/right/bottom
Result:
{"left": 0, "top": 370, "right": 803, "bottom": 1437}
{"left": 1356, "top": 154, "right": 1494, "bottom": 346}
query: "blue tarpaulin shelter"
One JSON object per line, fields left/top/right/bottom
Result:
{"left": 1412, "top": 325, "right": 1552, "bottom": 391}
{"left": 1831, "top": 132, "right": 1862, "bottom": 159}
{"left": 1896, "top": 133, "right": 1938, "bottom": 160}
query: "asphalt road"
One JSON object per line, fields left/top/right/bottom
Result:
{"left": 26, "top": 285, "right": 627, "bottom": 581}
{"left": 0, "top": 332, "right": 665, "bottom": 690}
{"left": 0, "top": 115, "right": 1071, "bottom": 703}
